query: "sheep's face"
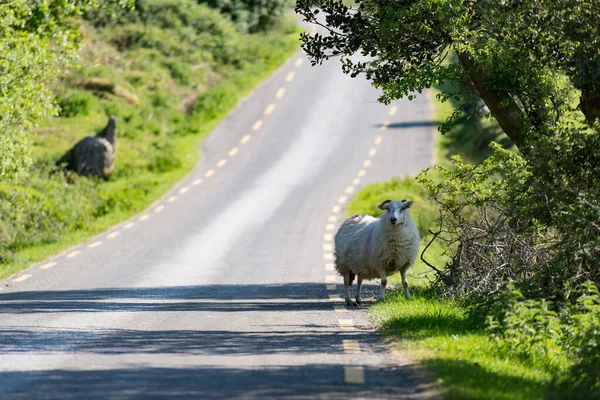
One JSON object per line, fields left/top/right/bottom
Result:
{"left": 377, "top": 199, "right": 414, "bottom": 226}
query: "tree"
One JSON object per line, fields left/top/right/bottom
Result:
{"left": 0, "top": 0, "right": 130, "bottom": 179}
{"left": 295, "top": 0, "right": 600, "bottom": 148}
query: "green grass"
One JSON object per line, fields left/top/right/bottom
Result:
{"left": 0, "top": 2, "right": 301, "bottom": 278}
{"left": 371, "top": 289, "right": 553, "bottom": 400}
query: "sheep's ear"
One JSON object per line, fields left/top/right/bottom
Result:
{"left": 377, "top": 200, "right": 391, "bottom": 210}
{"left": 403, "top": 200, "right": 414, "bottom": 209}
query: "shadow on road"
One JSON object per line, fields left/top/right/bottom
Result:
{"left": 375, "top": 121, "right": 438, "bottom": 130}
{"left": 0, "top": 283, "right": 436, "bottom": 399}
{"left": 0, "top": 283, "right": 381, "bottom": 314}
{"left": 0, "top": 364, "right": 432, "bottom": 399}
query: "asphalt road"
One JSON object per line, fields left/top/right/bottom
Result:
{"left": 0, "top": 46, "right": 437, "bottom": 399}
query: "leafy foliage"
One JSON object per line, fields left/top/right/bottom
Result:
{"left": 0, "top": 0, "right": 130, "bottom": 179}
{"left": 419, "top": 124, "right": 600, "bottom": 302}
{"left": 198, "top": 0, "right": 292, "bottom": 33}
{"left": 489, "top": 282, "right": 600, "bottom": 398}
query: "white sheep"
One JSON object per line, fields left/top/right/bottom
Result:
{"left": 334, "top": 199, "right": 420, "bottom": 305}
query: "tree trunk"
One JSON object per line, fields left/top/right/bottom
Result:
{"left": 580, "top": 88, "right": 600, "bottom": 124}
{"left": 457, "top": 52, "right": 527, "bottom": 147}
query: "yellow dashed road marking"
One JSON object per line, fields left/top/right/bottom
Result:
{"left": 334, "top": 305, "right": 348, "bottom": 313}
{"left": 323, "top": 233, "right": 333, "bottom": 241}
{"left": 192, "top": 179, "right": 203, "bottom": 186}
{"left": 344, "top": 366, "right": 365, "bottom": 384}
{"left": 325, "top": 275, "right": 337, "bottom": 282}
{"left": 240, "top": 135, "right": 251, "bottom": 144}
{"left": 358, "top": 169, "right": 367, "bottom": 177}
{"left": 285, "top": 71, "right": 295, "bottom": 82}
{"left": 368, "top": 148, "right": 377, "bottom": 157}
{"left": 363, "top": 160, "right": 372, "bottom": 168}
{"left": 217, "top": 159, "right": 227, "bottom": 168}
{"left": 381, "top": 121, "right": 389, "bottom": 131}
{"left": 389, "top": 106, "right": 398, "bottom": 116}
{"left": 179, "top": 186, "right": 190, "bottom": 194}
{"left": 155, "top": 205, "right": 164, "bottom": 213}
{"left": 295, "top": 58, "right": 303, "bottom": 67}
{"left": 39, "top": 262, "right": 57, "bottom": 270}
{"left": 276, "top": 87, "right": 286, "bottom": 99}
{"left": 338, "top": 319, "right": 355, "bottom": 330}
{"left": 326, "top": 223, "right": 335, "bottom": 231}
{"left": 14, "top": 274, "right": 32, "bottom": 283}
{"left": 67, "top": 250, "right": 81, "bottom": 258}
{"left": 352, "top": 178, "right": 360, "bottom": 185}
{"left": 331, "top": 205, "right": 341, "bottom": 213}
{"left": 167, "top": 196, "right": 176, "bottom": 203}
{"left": 228, "top": 147, "right": 239, "bottom": 157}
{"left": 139, "top": 214, "right": 150, "bottom": 221}
{"left": 329, "top": 294, "right": 341, "bottom": 301}
{"left": 264, "top": 104, "right": 276, "bottom": 115}
{"left": 324, "top": 253, "right": 334, "bottom": 261}
{"left": 325, "top": 263, "right": 335, "bottom": 271}
{"left": 345, "top": 186, "right": 354, "bottom": 194}
{"left": 338, "top": 195, "right": 347, "bottom": 204}
{"left": 205, "top": 170, "right": 215, "bottom": 178}
{"left": 375, "top": 135, "right": 383, "bottom": 145}
{"left": 252, "top": 120, "right": 263, "bottom": 131}
{"left": 107, "top": 231, "right": 120, "bottom": 239}
{"left": 124, "top": 222, "right": 135, "bottom": 229}
{"left": 343, "top": 340, "right": 362, "bottom": 354}
{"left": 87, "top": 242, "right": 102, "bottom": 248}
{"left": 326, "top": 284, "right": 337, "bottom": 290}
{"left": 323, "top": 243, "right": 333, "bottom": 251}
{"left": 328, "top": 215, "right": 337, "bottom": 222}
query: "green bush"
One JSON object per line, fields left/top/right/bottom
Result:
{"left": 192, "top": 83, "right": 238, "bottom": 121}
{"left": 145, "top": 140, "right": 182, "bottom": 173}
{"left": 197, "top": 0, "right": 292, "bottom": 33}
{"left": 58, "top": 91, "right": 93, "bottom": 117}
{"left": 0, "top": 170, "right": 99, "bottom": 263}
{"left": 489, "top": 281, "right": 600, "bottom": 398}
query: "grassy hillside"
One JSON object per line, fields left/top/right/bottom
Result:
{"left": 0, "top": 0, "right": 299, "bottom": 278}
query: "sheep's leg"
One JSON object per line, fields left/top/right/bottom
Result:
{"left": 401, "top": 268, "right": 411, "bottom": 300}
{"left": 379, "top": 271, "right": 387, "bottom": 302}
{"left": 343, "top": 274, "right": 352, "bottom": 306}
{"left": 355, "top": 274, "right": 363, "bottom": 305}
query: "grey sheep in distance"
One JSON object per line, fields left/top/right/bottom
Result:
{"left": 334, "top": 199, "right": 420, "bottom": 305}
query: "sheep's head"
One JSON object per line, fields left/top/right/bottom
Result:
{"left": 377, "top": 199, "right": 414, "bottom": 226}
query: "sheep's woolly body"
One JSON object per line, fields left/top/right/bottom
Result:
{"left": 334, "top": 210, "right": 420, "bottom": 302}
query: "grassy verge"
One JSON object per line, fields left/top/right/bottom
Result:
{"left": 371, "top": 289, "right": 552, "bottom": 400}
{"left": 0, "top": 2, "right": 300, "bottom": 278}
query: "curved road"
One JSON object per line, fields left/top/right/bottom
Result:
{"left": 0, "top": 48, "right": 436, "bottom": 399}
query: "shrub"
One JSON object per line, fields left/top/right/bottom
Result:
{"left": 0, "top": 169, "right": 99, "bottom": 263}
{"left": 489, "top": 281, "right": 600, "bottom": 398}
{"left": 57, "top": 91, "right": 93, "bottom": 117}
{"left": 197, "top": 0, "right": 292, "bottom": 33}
{"left": 419, "top": 123, "right": 600, "bottom": 303}
{"left": 145, "top": 140, "right": 181, "bottom": 173}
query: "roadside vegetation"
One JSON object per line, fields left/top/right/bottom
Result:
{"left": 303, "top": 1, "right": 600, "bottom": 398}
{"left": 0, "top": 0, "right": 297, "bottom": 278}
